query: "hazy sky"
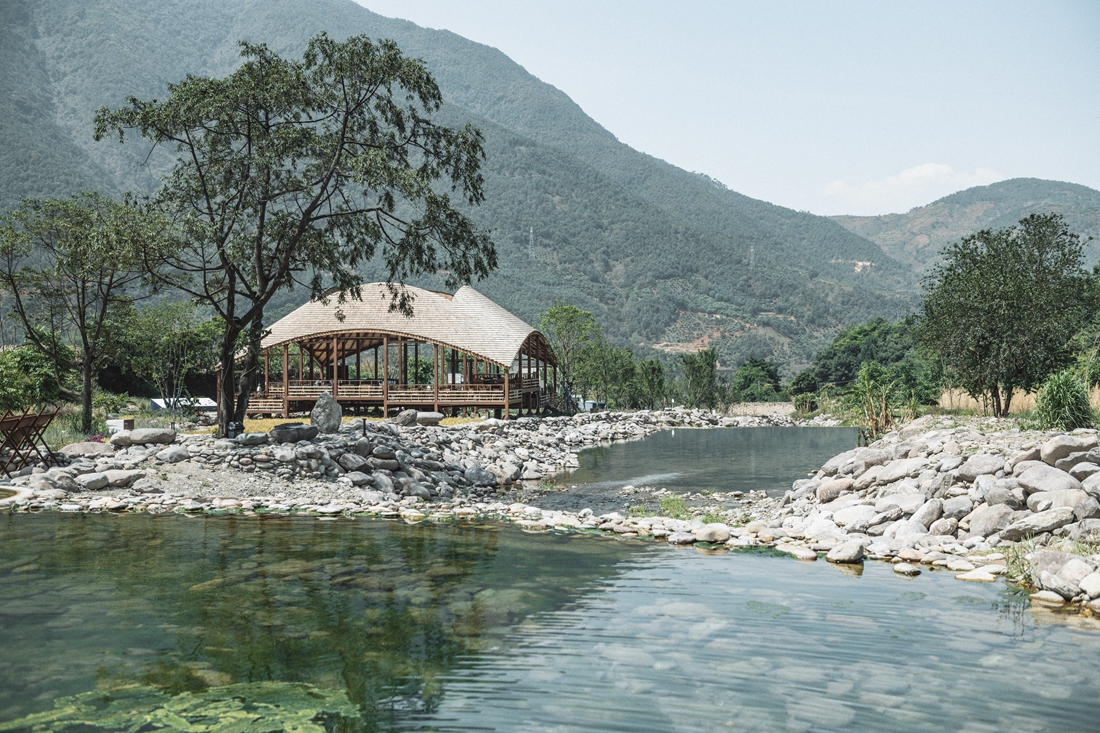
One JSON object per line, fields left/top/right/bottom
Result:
{"left": 354, "top": 0, "right": 1099, "bottom": 216}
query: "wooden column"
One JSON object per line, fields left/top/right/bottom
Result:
{"left": 433, "top": 343, "right": 440, "bottom": 412}
{"left": 374, "top": 344, "right": 378, "bottom": 380}
{"left": 382, "top": 335, "right": 389, "bottom": 415}
{"left": 263, "top": 350, "right": 269, "bottom": 393}
{"left": 356, "top": 340, "right": 361, "bottom": 381}
{"left": 331, "top": 336, "right": 339, "bottom": 400}
{"left": 282, "top": 343, "right": 289, "bottom": 418}
{"left": 503, "top": 370, "right": 510, "bottom": 421}
{"left": 414, "top": 342, "right": 419, "bottom": 385}
{"left": 298, "top": 344, "right": 303, "bottom": 385}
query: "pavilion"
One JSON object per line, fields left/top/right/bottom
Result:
{"left": 228, "top": 283, "right": 557, "bottom": 420}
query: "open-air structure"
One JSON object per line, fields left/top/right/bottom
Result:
{"left": 226, "top": 283, "right": 557, "bottom": 420}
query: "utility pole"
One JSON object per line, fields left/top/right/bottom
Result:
{"left": 529, "top": 227, "right": 534, "bottom": 260}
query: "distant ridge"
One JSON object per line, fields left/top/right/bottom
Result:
{"left": 2, "top": 0, "right": 921, "bottom": 370}
{"left": 832, "top": 178, "right": 1100, "bottom": 274}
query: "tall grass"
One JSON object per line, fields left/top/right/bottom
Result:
{"left": 1034, "top": 370, "right": 1095, "bottom": 431}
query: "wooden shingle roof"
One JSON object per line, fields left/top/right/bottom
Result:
{"left": 260, "top": 283, "right": 547, "bottom": 367}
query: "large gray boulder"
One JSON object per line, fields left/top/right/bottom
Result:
{"left": 1000, "top": 507, "right": 1076, "bottom": 541}
{"left": 391, "top": 409, "right": 418, "bottom": 426}
{"left": 415, "top": 411, "right": 444, "bottom": 426}
{"left": 155, "top": 445, "right": 190, "bottom": 463}
{"left": 942, "top": 495, "right": 973, "bottom": 520}
{"left": 833, "top": 504, "right": 878, "bottom": 528}
{"left": 826, "top": 540, "right": 865, "bottom": 564}
{"left": 910, "top": 498, "right": 943, "bottom": 528}
{"left": 957, "top": 454, "right": 1007, "bottom": 482}
{"left": 1032, "top": 550, "right": 1097, "bottom": 599}
{"left": 310, "top": 392, "right": 342, "bottom": 434}
{"left": 75, "top": 472, "right": 109, "bottom": 491}
{"left": 694, "top": 523, "right": 731, "bottom": 543}
{"left": 1016, "top": 463, "right": 1081, "bottom": 495}
{"left": 965, "top": 504, "right": 1015, "bottom": 537}
{"left": 59, "top": 441, "right": 116, "bottom": 457}
{"left": 1041, "top": 434, "right": 1098, "bottom": 466}
{"left": 1026, "top": 489, "right": 1090, "bottom": 513}
{"left": 464, "top": 465, "right": 498, "bottom": 487}
{"left": 877, "top": 458, "right": 928, "bottom": 485}
{"left": 104, "top": 469, "right": 144, "bottom": 487}
{"left": 816, "top": 478, "right": 854, "bottom": 503}
{"left": 269, "top": 423, "right": 319, "bottom": 444}
{"left": 236, "top": 432, "right": 269, "bottom": 446}
{"left": 338, "top": 453, "right": 369, "bottom": 472}
{"left": 129, "top": 428, "right": 177, "bottom": 445}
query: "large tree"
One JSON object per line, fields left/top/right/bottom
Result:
{"left": 0, "top": 193, "right": 158, "bottom": 431}
{"left": 917, "top": 213, "right": 1094, "bottom": 417}
{"left": 538, "top": 300, "right": 600, "bottom": 413}
{"left": 95, "top": 34, "right": 496, "bottom": 435}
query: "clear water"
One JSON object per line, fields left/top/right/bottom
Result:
{"left": 2, "top": 513, "right": 1099, "bottom": 732}
{"left": 563, "top": 427, "right": 859, "bottom": 496}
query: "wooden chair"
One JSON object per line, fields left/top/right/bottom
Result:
{"left": 0, "top": 405, "right": 60, "bottom": 479}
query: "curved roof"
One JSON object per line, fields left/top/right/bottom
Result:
{"left": 259, "top": 283, "right": 548, "bottom": 367}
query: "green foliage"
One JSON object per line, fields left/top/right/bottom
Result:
{"left": 0, "top": 344, "right": 70, "bottom": 411}
{"left": 788, "top": 369, "right": 817, "bottom": 396}
{"left": 0, "top": 682, "right": 360, "bottom": 733}
{"left": 104, "top": 301, "right": 220, "bottom": 406}
{"left": 575, "top": 336, "right": 637, "bottom": 411}
{"left": 814, "top": 317, "right": 919, "bottom": 388}
{"left": 918, "top": 213, "right": 1094, "bottom": 417}
{"left": 846, "top": 361, "right": 898, "bottom": 437}
{"left": 793, "top": 392, "right": 818, "bottom": 414}
{"left": 1034, "top": 370, "right": 1095, "bottom": 431}
{"left": 539, "top": 299, "right": 601, "bottom": 411}
{"left": 658, "top": 494, "right": 689, "bottom": 520}
{"left": 95, "top": 33, "right": 495, "bottom": 435}
{"left": 633, "top": 358, "right": 668, "bottom": 410}
{"left": 732, "top": 357, "right": 784, "bottom": 402}
{"left": 680, "top": 348, "right": 727, "bottom": 409}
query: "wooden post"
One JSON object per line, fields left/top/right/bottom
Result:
{"left": 263, "top": 350, "right": 269, "bottom": 394}
{"left": 298, "top": 344, "right": 303, "bottom": 385}
{"left": 356, "top": 339, "right": 361, "bottom": 381}
{"left": 282, "top": 343, "right": 289, "bottom": 418}
{"left": 331, "top": 336, "right": 339, "bottom": 400}
{"left": 382, "top": 335, "right": 389, "bottom": 415}
{"left": 433, "top": 343, "right": 440, "bottom": 412}
{"left": 373, "top": 344, "right": 378, "bottom": 380}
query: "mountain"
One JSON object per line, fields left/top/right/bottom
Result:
{"left": 832, "top": 178, "right": 1100, "bottom": 275}
{"left": 0, "top": 0, "right": 918, "bottom": 371}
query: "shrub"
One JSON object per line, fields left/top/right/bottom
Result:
{"left": 793, "top": 392, "right": 818, "bottom": 414}
{"left": 1035, "top": 370, "right": 1094, "bottom": 431}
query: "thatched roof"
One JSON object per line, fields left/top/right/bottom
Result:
{"left": 259, "top": 283, "right": 550, "bottom": 367}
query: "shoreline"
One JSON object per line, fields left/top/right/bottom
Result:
{"left": 5, "top": 408, "right": 1100, "bottom": 616}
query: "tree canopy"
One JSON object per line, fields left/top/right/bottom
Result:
{"left": 917, "top": 213, "right": 1095, "bottom": 417}
{"left": 94, "top": 33, "right": 496, "bottom": 434}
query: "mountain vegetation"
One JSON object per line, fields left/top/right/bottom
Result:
{"left": 833, "top": 178, "right": 1100, "bottom": 274}
{"left": 1, "top": 0, "right": 919, "bottom": 374}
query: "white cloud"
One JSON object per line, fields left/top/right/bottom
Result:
{"left": 822, "top": 163, "right": 1002, "bottom": 215}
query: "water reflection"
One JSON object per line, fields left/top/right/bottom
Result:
{"left": 563, "top": 427, "right": 859, "bottom": 496}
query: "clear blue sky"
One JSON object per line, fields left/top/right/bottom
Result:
{"left": 355, "top": 0, "right": 1099, "bottom": 216}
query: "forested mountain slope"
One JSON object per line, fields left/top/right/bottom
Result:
{"left": 1, "top": 0, "right": 917, "bottom": 370}
{"left": 832, "top": 179, "right": 1100, "bottom": 274}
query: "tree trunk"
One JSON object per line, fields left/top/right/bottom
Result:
{"left": 1003, "top": 387, "right": 1014, "bottom": 417}
{"left": 216, "top": 326, "right": 241, "bottom": 438}
{"left": 81, "top": 363, "right": 93, "bottom": 434}
{"left": 991, "top": 384, "right": 1003, "bottom": 418}
{"left": 232, "top": 319, "right": 264, "bottom": 425}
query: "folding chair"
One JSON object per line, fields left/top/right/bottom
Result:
{"left": 0, "top": 405, "right": 59, "bottom": 479}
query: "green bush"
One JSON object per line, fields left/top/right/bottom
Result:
{"left": 1035, "top": 370, "right": 1094, "bottom": 431}
{"left": 793, "top": 392, "right": 818, "bottom": 414}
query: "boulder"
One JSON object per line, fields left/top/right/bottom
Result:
{"left": 104, "top": 469, "right": 144, "bottom": 487}
{"left": 826, "top": 540, "right": 865, "bottom": 564}
{"left": 928, "top": 517, "right": 959, "bottom": 536}
{"left": 1040, "top": 434, "right": 1098, "bottom": 466}
{"left": 1011, "top": 447, "right": 1041, "bottom": 467}
{"left": 464, "top": 466, "right": 498, "bottom": 487}
{"left": 269, "top": 423, "right": 319, "bottom": 443}
{"left": 821, "top": 448, "right": 862, "bottom": 476}
{"left": 337, "top": 453, "right": 369, "bottom": 472}
{"left": 1070, "top": 462, "right": 1100, "bottom": 481}
{"left": 310, "top": 392, "right": 342, "bottom": 434}
{"left": 667, "top": 531, "right": 698, "bottom": 545}
{"left": 236, "top": 432, "right": 269, "bottom": 446}
{"left": 694, "top": 523, "right": 731, "bottom": 543}
{"left": 853, "top": 465, "right": 883, "bottom": 491}
{"left": 155, "top": 445, "right": 190, "bottom": 463}
{"left": 75, "top": 472, "right": 109, "bottom": 491}
{"left": 877, "top": 458, "right": 928, "bottom": 485}
{"left": 372, "top": 444, "right": 397, "bottom": 459}
{"left": 345, "top": 471, "right": 372, "bottom": 486}
{"left": 816, "top": 478, "right": 854, "bottom": 503}
{"left": 965, "top": 504, "right": 1015, "bottom": 537}
{"left": 1054, "top": 451, "right": 1094, "bottom": 472}
{"left": 1016, "top": 464, "right": 1081, "bottom": 495}
{"left": 910, "top": 498, "right": 943, "bottom": 528}
{"left": 1079, "top": 572, "right": 1100, "bottom": 599}
{"left": 1026, "top": 489, "right": 1090, "bottom": 513}
{"left": 1000, "top": 507, "right": 1077, "bottom": 541}
{"left": 942, "top": 495, "right": 973, "bottom": 520}
{"left": 401, "top": 481, "right": 433, "bottom": 500}
{"left": 368, "top": 457, "right": 401, "bottom": 472}
{"left": 415, "top": 411, "right": 444, "bottom": 426}
{"left": 833, "top": 504, "right": 878, "bottom": 528}
{"left": 1032, "top": 550, "right": 1097, "bottom": 599}
{"left": 958, "top": 454, "right": 1007, "bottom": 482}
{"left": 877, "top": 492, "right": 926, "bottom": 516}
{"left": 128, "top": 428, "right": 176, "bottom": 445}
{"left": 391, "top": 409, "right": 418, "bottom": 426}
{"left": 108, "top": 431, "right": 133, "bottom": 447}
{"left": 371, "top": 473, "right": 395, "bottom": 494}
{"left": 985, "top": 485, "right": 1023, "bottom": 509}
{"left": 59, "top": 441, "right": 116, "bottom": 457}
{"left": 353, "top": 438, "right": 374, "bottom": 458}
{"left": 1074, "top": 496, "right": 1100, "bottom": 522}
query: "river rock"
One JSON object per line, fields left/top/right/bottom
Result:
{"left": 1026, "top": 489, "right": 1089, "bottom": 513}
{"left": 129, "top": 428, "right": 176, "bottom": 445}
{"left": 372, "top": 445, "right": 396, "bottom": 460}
{"left": 1041, "top": 434, "right": 1098, "bottom": 465}
{"left": 894, "top": 563, "right": 921, "bottom": 576}
{"left": 391, "top": 409, "right": 418, "bottom": 426}
{"left": 928, "top": 517, "right": 958, "bottom": 535}
{"left": 416, "top": 411, "right": 444, "bottom": 426}
{"left": 236, "top": 432, "right": 269, "bottom": 446}
{"left": 338, "top": 453, "right": 369, "bottom": 472}
{"left": 464, "top": 466, "right": 497, "bottom": 487}
{"left": 1032, "top": 550, "right": 1097, "bottom": 599}
{"left": 1011, "top": 447, "right": 1041, "bottom": 466}
{"left": 1079, "top": 572, "right": 1100, "bottom": 599}
{"left": 402, "top": 481, "right": 432, "bottom": 500}
{"left": 155, "top": 445, "right": 190, "bottom": 463}
{"left": 817, "top": 478, "right": 854, "bottom": 502}
{"left": 667, "top": 531, "right": 697, "bottom": 545}
{"left": 75, "top": 472, "right": 109, "bottom": 491}
{"left": 1074, "top": 496, "right": 1100, "bottom": 521}
{"left": 985, "top": 485, "right": 1022, "bottom": 509}
{"left": 269, "top": 423, "right": 319, "bottom": 443}
{"left": 694, "top": 523, "right": 731, "bottom": 543}
{"left": 942, "top": 495, "right": 973, "bottom": 520}
{"left": 345, "top": 471, "right": 372, "bottom": 486}
{"left": 1001, "top": 507, "right": 1076, "bottom": 541}
{"left": 1071, "top": 462, "right": 1100, "bottom": 481}
{"left": 59, "top": 441, "right": 115, "bottom": 457}
{"left": 310, "top": 392, "right": 342, "bottom": 434}
{"left": 821, "top": 448, "right": 862, "bottom": 476}
{"left": 877, "top": 458, "right": 927, "bottom": 485}
{"left": 966, "top": 504, "right": 1015, "bottom": 537}
{"left": 958, "top": 454, "right": 1007, "bottom": 482}
{"left": 1017, "top": 464, "right": 1081, "bottom": 495}
{"left": 369, "top": 457, "right": 400, "bottom": 472}
{"left": 833, "top": 504, "right": 878, "bottom": 528}
{"left": 826, "top": 540, "right": 864, "bottom": 564}
{"left": 910, "top": 498, "right": 943, "bottom": 528}
{"left": 104, "top": 469, "right": 144, "bottom": 487}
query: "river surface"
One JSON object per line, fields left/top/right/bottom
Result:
{"left": 3, "top": 511, "right": 1100, "bottom": 732}
{"left": 563, "top": 426, "right": 859, "bottom": 497}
